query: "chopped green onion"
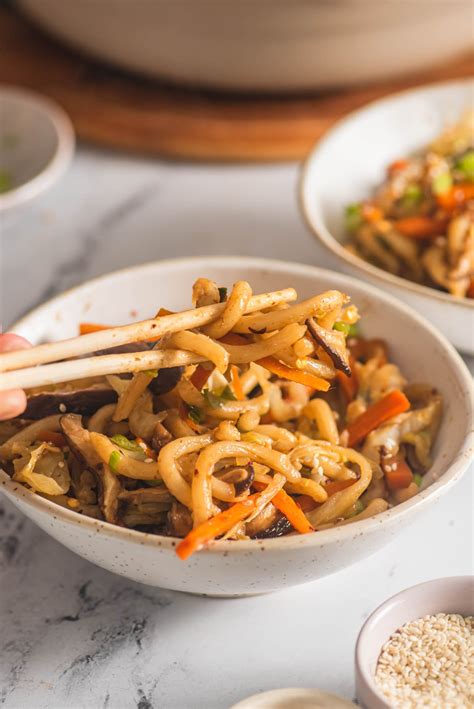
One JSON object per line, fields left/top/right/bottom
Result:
{"left": 432, "top": 172, "right": 452, "bottom": 195}
{"left": 110, "top": 435, "right": 143, "bottom": 454}
{"left": 345, "top": 203, "right": 363, "bottom": 232}
{"left": 413, "top": 473, "right": 423, "bottom": 487}
{"left": 143, "top": 369, "right": 158, "bottom": 378}
{"left": 345, "top": 499, "right": 365, "bottom": 518}
{"left": 108, "top": 450, "right": 122, "bottom": 473}
{"left": 333, "top": 321, "right": 359, "bottom": 337}
{"left": 0, "top": 169, "right": 12, "bottom": 194}
{"left": 187, "top": 404, "right": 203, "bottom": 424}
{"left": 203, "top": 385, "right": 236, "bottom": 409}
{"left": 218, "top": 287, "right": 228, "bottom": 302}
{"left": 455, "top": 150, "right": 474, "bottom": 181}
{"left": 400, "top": 184, "right": 423, "bottom": 210}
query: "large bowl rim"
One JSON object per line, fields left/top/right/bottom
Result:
{"left": 0, "top": 84, "right": 75, "bottom": 211}
{"left": 299, "top": 77, "right": 474, "bottom": 312}
{"left": 2, "top": 255, "right": 473, "bottom": 556}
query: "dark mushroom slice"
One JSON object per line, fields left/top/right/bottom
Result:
{"left": 148, "top": 366, "right": 184, "bottom": 397}
{"left": 167, "top": 501, "right": 193, "bottom": 537}
{"left": 217, "top": 464, "right": 255, "bottom": 496}
{"left": 118, "top": 486, "right": 173, "bottom": 506}
{"left": 151, "top": 422, "right": 173, "bottom": 453}
{"left": 60, "top": 413, "right": 122, "bottom": 524}
{"left": 24, "top": 386, "right": 117, "bottom": 420}
{"left": 306, "top": 318, "right": 351, "bottom": 376}
{"left": 247, "top": 502, "right": 293, "bottom": 539}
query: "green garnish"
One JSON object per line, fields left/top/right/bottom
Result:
{"left": 146, "top": 480, "right": 163, "bottom": 487}
{"left": 455, "top": 150, "right": 474, "bottom": 181}
{"left": 346, "top": 499, "right": 365, "bottom": 518}
{"left": 108, "top": 450, "right": 122, "bottom": 472}
{"left": 400, "top": 184, "right": 423, "bottom": 210}
{"left": 413, "top": 473, "right": 423, "bottom": 487}
{"left": 187, "top": 404, "right": 204, "bottom": 424}
{"left": 333, "top": 321, "right": 359, "bottom": 337}
{"left": 203, "top": 385, "right": 237, "bottom": 408}
{"left": 0, "top": 169, "right": 13, "bottom": 194}
{"left": 143, "top": 369, "right": 158, "bottom": 378}
{"left": 110, "top": 435, "right": 146, "bottom": 459}
{"left": 345, "top": 203, "right": 363, "bottom": 232}
{"left": 218, "top": 287, "right": 228, "bottom": 302}
{"left": 432, "top": 172, "right": 452, "bottom": 195}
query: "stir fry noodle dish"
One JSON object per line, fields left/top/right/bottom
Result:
{"left": 0, "top": 279, "right": 442, "bottom": 559}
{"left": 345, "top": 111, "right": 474, "bottom": 298}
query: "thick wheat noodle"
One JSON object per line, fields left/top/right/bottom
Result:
{"left": 164, "top": 410, "right": 197, "bottom": 438}
{"left": 203, "top": 281, "right": 252, "bottom": 339}
{"left": 88, "top": 404, "right": 116, "bottom": 433}
{"left": 90, "top": 432, "right": 160, "bottom": 480}
{"left": 0, "top": 288, "right": 297, "bottom": 374}
{"left": 307, "top": 448, "right": 373, "bottom": 527}
{"left": 231, "top": 291, "right": 347, "bottom": 334}
{"left": 318, "top": 498, "right": 390, "bottom": 529}
{"left": 303, "top": 399, "right": 340, "bottom": 445}
{"left": 176, "top": 379, "right": 207, "bottom": 408}
{"left": 156, "top": 434, "right": 235, "bottom": 509}
{"left": 0, "top": 415, "right": 62, "bottom": 460}
{"left": 277, "top": 348, "right": 336, "bottom": 379}
{"left": 204, "top": 387, "right": 271, "bottom": 421}
{"left": 113, "top": 371, "right": 153, "bottom": 422}
{"left": 167, "top": 331, "right": 229, "bottom": 373}
{"left": 253, "top": 425, "right": 297, "bottom": 452}
{"left": 222, "top": 323, "right": 306, "bottom": 363}
{"left": 192, "top": 440, "right": 302, "bottom": 526}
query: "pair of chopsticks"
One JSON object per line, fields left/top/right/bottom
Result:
{"left": 0, "top": 288, "right": 296, "bottom": 392}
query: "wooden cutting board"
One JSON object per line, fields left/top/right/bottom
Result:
{"left": 2, "top": 7, "right": 473, "bottom": 161}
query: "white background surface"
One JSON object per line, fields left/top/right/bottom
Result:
{"left": 1, "top": 148, "right": 472, "bottom": 709}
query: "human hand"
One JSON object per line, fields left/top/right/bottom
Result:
{"left": 0, "top": 334, "right": 31, "bottom": 420}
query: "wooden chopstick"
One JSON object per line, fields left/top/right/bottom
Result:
{"left": 0, "top": 349, "right": 206, "bottom": 392}
{"left": 0, "top": 288, "right": 296, "bottom": 374}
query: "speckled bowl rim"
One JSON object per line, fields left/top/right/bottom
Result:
{"left": 1, "top": 256, "right": 473, "bottom": 556}
{"left": 0, "top": 85, "right": 75, "bottom": 211}
{"left": 299, "top": 78, "right": 474, "bottom": 312}
{"left": 354, "top": 576, "right": 474, "bottom": 709}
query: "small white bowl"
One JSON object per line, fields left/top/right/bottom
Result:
{"left": 355, "top": 576, "right": 474, "bottom": 708}
{"left": 0, "top": 257, "right": 472, "bottom": 596}
{"left": 0, "top": 85, "right": 74, "bottom": 210}
{"left": 300, "top": 79, "right": 474, "bottom": 354}
{"left": 230, "top": 687, "right": 356, "bottom": 708}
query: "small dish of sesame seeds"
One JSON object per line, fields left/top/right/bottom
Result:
{"left": 355, "top": 576, "right": 473, "bottom": 708}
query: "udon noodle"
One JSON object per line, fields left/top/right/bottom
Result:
{"left": 0, "top": 279, "right": 442, "bottom": 559}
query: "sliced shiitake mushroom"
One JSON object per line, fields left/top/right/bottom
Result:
{"left": 306, "top": 318, "right": 351, "bottom": 376}
{"left": 167, "top": 501, "right": 193, "bottom": 537}
{"left": 24, "top": 386, "right": 117, "bottom": 419}
{"left": 148, "top": 367, "right": 184, "bottom": 396}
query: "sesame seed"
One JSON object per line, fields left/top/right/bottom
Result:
{"left": 375, "top": 612, "right": 473, "bottom": 708}
{"left": 59, "top": 403, "right": 67, "bottom": 413}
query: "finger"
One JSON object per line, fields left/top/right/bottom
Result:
{"left": 0, "top": 389, "right": 27, "bottom": 421}
{"left": 0, "top": 333, "right": 31, "bottom": 352}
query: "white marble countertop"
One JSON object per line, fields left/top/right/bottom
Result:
{"left": 1, "top": 148, "right": 472, "bottom": 709}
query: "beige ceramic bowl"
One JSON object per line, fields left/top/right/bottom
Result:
{"left": 300, "top": 79, "right": 474, "bottom": 354}
{"left": 1, "top": 258, "right": 472, "bottom": 596}
{"left": 17, "top": 0, "right": 473, "bottom": 92}
{"left": 355, "top": 576, "right": 474, "bottom": 708}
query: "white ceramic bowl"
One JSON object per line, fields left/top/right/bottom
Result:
{"left": 355, "top": 576, "right": 473, "bottom": 708}
{"left": 0, "top": 86, "right": 74, "bottom": 210}
{"left": 300, "top": 79, "right": 474, "bottom": 354}
{"left": 1, "top": 257, "right": 472, "bottom": 596}
{"left": 16, "top": 0, "right": 473, "bottom": 92}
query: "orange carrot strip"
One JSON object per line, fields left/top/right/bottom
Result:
{"left": 256, "top": 356, "right": 330, "bottom": 392}
{"left": 156, "top": 307, "right": 174, "bottom": 316}
{"left": 436, "top": 183, "right": 474, "bottom": 211}
{"left": 176, "top": 494, "right": 260, "bottom": 560}
{"left": 362, "top": 203, "right": 383, "bottom": 223}
{"left": 323, "top": 479, "right": 356, "bottom": 496}
{"left": 35, "top": 430, "right": 67, "bottom": 448}
{"left": 467, "top": 278, "right": 474, "bottom": 299}
{"left": 394, "top": 216, "right": 446, "bottom": 239}
{"left": 388, "top": 158, "right": 409, "bottom": 176}
{"left": 347, "top": 389, "right": 410, "bottom": 447}
{"left": 253, "top": 481, "right": 314, "bottom": 533}
{"left": 384, "top": 456, "right": 414, "bottom": 491}
{"left": 337, "top": 355, "right": 358, "bottom": 401}
{"left": 79, "top": 323, "right": 110, "bottom": 335}
{"left": 230, "top": 365, "right": 245, "bottom": 401}
{"left": 190, "top": 364, "right": 213, "bottom": 391}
